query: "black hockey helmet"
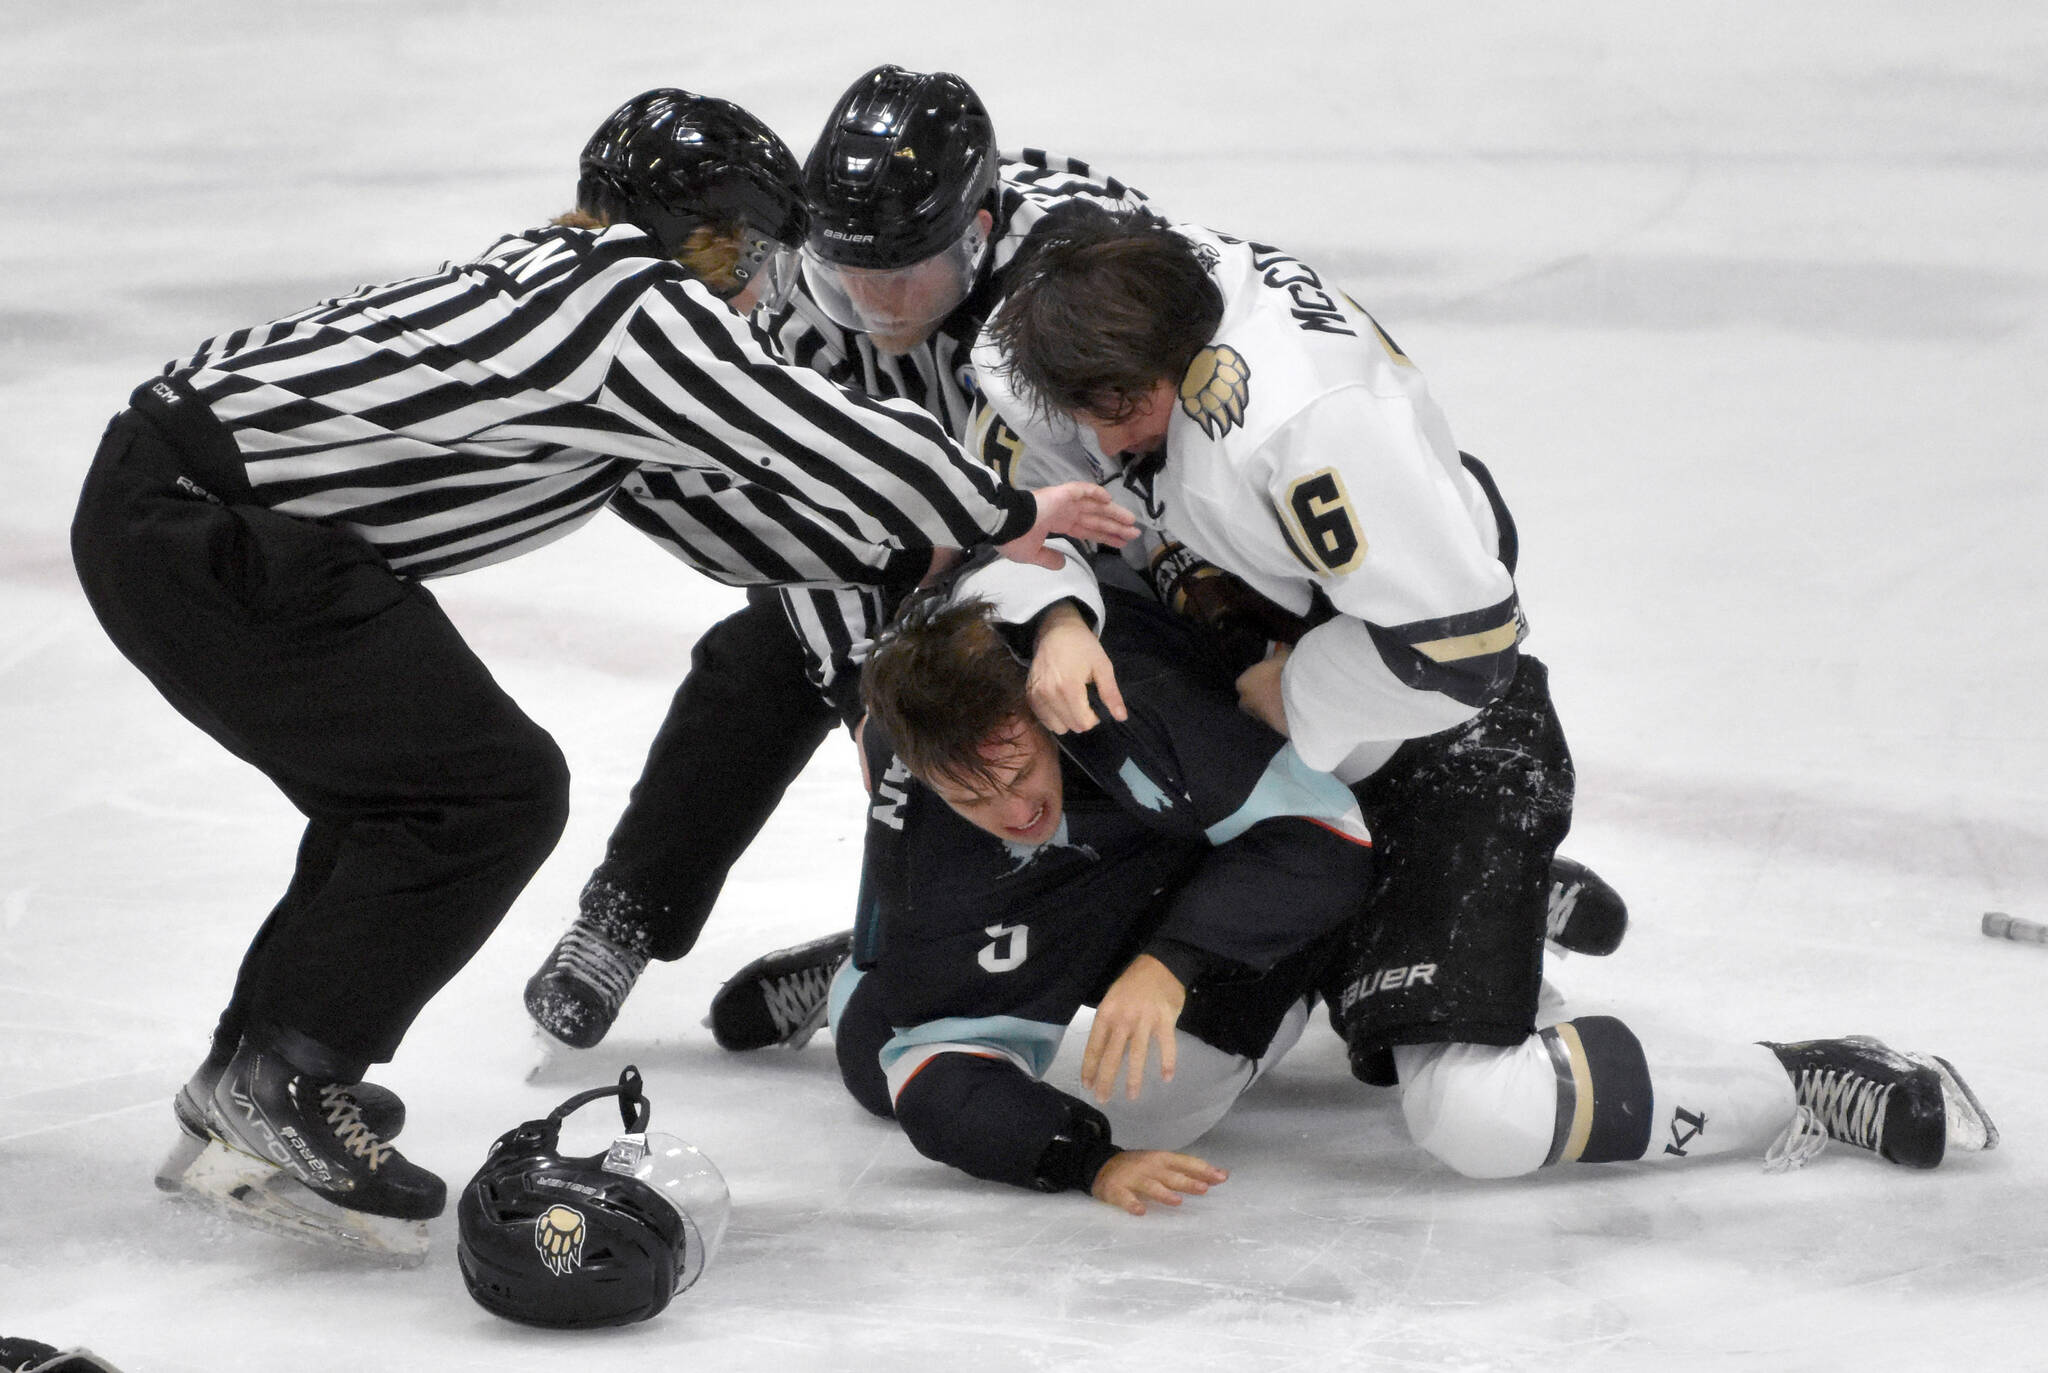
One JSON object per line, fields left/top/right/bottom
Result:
{"left": 798, "top": 66, "right": 998, "bottom": 345}
{"left": 802, "top": 64, "right": 997, "bottom": 269}
{"left": 577, "top": 88, "right": 807, "bottom": 302}
{"left": 457, "top": 1066, "right": 730, "bottom": 1330}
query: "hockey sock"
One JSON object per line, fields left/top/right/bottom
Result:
{"left": 1394, "top": 1018, "right": 1797, "bottom": 1178}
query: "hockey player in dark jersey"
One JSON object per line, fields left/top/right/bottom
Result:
{"left": 818, "top": 550, "right": 2001, "bottom": 1211}
{"left": 839, "top": 553, "right": 1375, "bottom": 1212}
{"left": 72, "top": 88, "right": 1131, "bottom": 1262}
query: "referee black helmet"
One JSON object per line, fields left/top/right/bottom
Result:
{"left": 577, "top": 88, "right": 807, "bottom": 297}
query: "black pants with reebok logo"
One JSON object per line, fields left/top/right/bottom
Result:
{"left": 580, "top": 589, "right": 840, "bottom": 960}
{"left": 70, "top": 411, "right": 570, "bottom": 1079}
{"left": 1332, "top": 654, "right": 1575, "bottom": 1084}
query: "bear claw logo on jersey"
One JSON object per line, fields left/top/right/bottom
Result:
{"left": 535, "top": 1203, "right": 588, "bottom": 1276}
{"left": 1179, "top": 346, "right": 1251, "bottom": 439}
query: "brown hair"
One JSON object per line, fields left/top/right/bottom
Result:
{"left": 989, "top": 205, "right": 1224, "bottom": 421}
{"left": 861, "top": 592, "right": 1031, "bottom": 793}
{"left": 551, "top": 208, "right": 746, "bottom": 294}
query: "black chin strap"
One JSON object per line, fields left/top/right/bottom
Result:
{"left": 544, "top": 1064, "right": 652, "bottom": 1136}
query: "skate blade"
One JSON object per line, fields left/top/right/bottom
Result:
{"left": 526, "top": 1026, "right": 584, "bottom": 1083}
{"left": 154, "top": 1127, "right": 209, "bottom": 1195}
{"left": 174, "top": 1140, "right": 429, "bottom": 1267}
{"left": 1926, "top": 1055, "right": 2000, "bottom": 1154}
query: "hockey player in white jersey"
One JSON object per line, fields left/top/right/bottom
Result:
{"left": 969, "top": 205, "right": 1998, "bottom": 1181}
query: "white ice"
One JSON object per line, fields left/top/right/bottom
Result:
{"left": 3, "top": 3, "right": 2045, "bottom": 1369}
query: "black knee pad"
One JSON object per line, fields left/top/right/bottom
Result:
{"left": 832, "top": 972, "right": 895, "bottom": 1120}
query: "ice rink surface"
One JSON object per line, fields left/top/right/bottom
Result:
{"left": 3, "top": 2, "right": 2045, "bottom": 1368}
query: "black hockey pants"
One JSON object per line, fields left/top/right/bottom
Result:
{"left": 70, "top": 408, "right": 569, "bottom": 1078}
{"left": 1333, "top": 654, "right": 1575, "bottom": 1083}
{"left": 580, "top": 589, "right": 839, "bottom": 960}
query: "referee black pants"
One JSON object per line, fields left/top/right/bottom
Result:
{"left": 584, "top": 589, "right": 839, "bottom": 960}
{"left": 71, "top": 411, "right": 569, "bottom": 1079}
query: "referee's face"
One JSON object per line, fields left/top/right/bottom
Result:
{"left": 927, "top": 716, "right": 1065, "bottom": 847}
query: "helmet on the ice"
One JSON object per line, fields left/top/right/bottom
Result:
{"left": 457, "top": 1066, "right": 729, "bottom": 1329}
{"left": 577, "top": 88, "right": 806, "bottom": 303}
{"left": 798, "top": 65, "right": 997, "bottom": 344}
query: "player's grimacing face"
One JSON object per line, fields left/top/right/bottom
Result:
{"left": 1078, "top": 378, "right": 1177, "bottom": 459}
{"left": 925, "top": 716, "right": 1064, "bottom": 846}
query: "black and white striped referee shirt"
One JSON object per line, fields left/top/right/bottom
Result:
{"left": 155, "top": 223, "right": 1037, "bottom": 584}
{"left": 763, "top": 151, "right": 1152, "bottom": 705}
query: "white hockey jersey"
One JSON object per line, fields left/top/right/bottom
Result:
{"left": 970, "top": 224, "right": 1523, "bottom": 776}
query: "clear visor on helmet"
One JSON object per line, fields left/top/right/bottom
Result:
{"left": 601, "top": 1131, "right": 731, "bottom": 1295}
{"left": 800, "top": 215, "right": 990, "bottom": 349}
{"left": 731, "top": 233, "right": 801, "bottom": 313}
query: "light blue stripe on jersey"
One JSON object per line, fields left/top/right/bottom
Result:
{"left": 878, "top": 1014, "right": 1068, "bottom": 1082}
{"left": 1204, "top": 743, "right": 1368, "bottom": 846}
{"left": 826, "top": 962, "right": 864, "bottom": 1036}
{"left": 1118, "top": 757, "right": 1174, "bottom": 813}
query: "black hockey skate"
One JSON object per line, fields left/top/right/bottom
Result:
{"left": 707, "top": 930, "right": 851, "bottom": 1051}
{"left": 177, "top": 1044, "right": 444, "bottom": 1264}
{"left": 525, "top": 896, "right": 654, "bottom": 1050}
{"left": 1763, "top": 1035, "right": 1999, "bottom": 1170}
{"left": 1545, "top": 856, "right": 1627, "bottom": 956}
{"left": 155, "top": 1057, "right": 405, "bottom": 1195}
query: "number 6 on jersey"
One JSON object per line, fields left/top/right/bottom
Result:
{"left": 1283, "top": 467, "right": 1366, "bottom": 574}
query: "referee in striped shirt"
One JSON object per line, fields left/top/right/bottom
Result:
{"left": 71, "top": 87, "right": 1132, "bottom": 1230}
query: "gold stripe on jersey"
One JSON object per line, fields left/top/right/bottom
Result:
{"left": 1342, "top": 292, "right": 1412, "bottom": 367}
{"left": 1412, "top": 616, "right": 1523, "bottom": 664}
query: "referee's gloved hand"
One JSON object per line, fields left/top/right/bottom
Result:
{"left": 1002, "top": 482, "right": 1136, "bottom": 569}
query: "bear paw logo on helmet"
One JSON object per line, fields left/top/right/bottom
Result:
{"left": 534, "top": 1204, "right": 587, "bottom": 1276}
{"left": 1179, "top": 345, "right": 1251, "bottom": 439}
{"left": 458, "top": 1065, "right": 729, "bottom": 1329}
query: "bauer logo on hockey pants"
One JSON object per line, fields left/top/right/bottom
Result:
{"left": 535, "top": 1204, "right": 588, "bottom": 1276}
{"left": 1338, "top": 962, "right": 1438, "bottom": 1013}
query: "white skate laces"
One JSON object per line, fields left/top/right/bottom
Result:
{"left": 1764, "top": 1105, "right": 1829, "bottom": 1173}
{"left": 553, "top": 923, "right": 651, "bottom": 1013}
{"left": 1764, "top": 1063, "right": 1894, "bottom": 1172}
{"left": 760, "top": 961, "right": 836, "bottom": 1047}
